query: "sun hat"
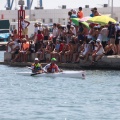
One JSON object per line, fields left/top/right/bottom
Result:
{"left": 96, "top": 39, "right": 101, "bottom": 42}
{"left": 35, "top": 58, "right": 39, "bottom": 61}
{"left": 51, "top": 58, "right": 57, "bottom": 61}
{"left": 116, "top": 22, "right": 119, "bottom": 25}
{"left": 89, "top": 40, "right": 94, "bottom": 44}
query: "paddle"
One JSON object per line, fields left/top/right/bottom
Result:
{"left": 31, "top": 72, "right": 42, "bottom": 76}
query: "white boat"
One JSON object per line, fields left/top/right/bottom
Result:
{"left": 16, "top": 70, "right": 86, "bottom": 79}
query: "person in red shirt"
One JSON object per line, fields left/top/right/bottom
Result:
{"left": 43, "top": 58, "right": 59, "bottom": 73}
{"left": 37, "top": 30, "right": 44, "bottom": 42}
{"left": 35, "top": 30, "right": 44, "bottom": 52}
{"left": 77, "top": 7, "right": 84, "bottom": 19}
{"left": 58, "top": 40, "right": 70, "bottom": 63}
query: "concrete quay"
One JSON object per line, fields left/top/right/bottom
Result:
{"left": 0, "top": 42, "right": 7, "bottom": 51}
{"left": 1, "top": 52, "right": 120, "bottom": 70}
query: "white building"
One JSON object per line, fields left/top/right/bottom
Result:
{"left": 0, "top": 7, "right": 120, "bottom": 24}
{"left": 0, "top": 7, "right": 120, "bottom": 36}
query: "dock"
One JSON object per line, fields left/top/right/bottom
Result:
{"left": 1, "top": 52, "right": 120, "bottom": 70}
{"left": 0, "top": 42, "right": 7, "bottom": 51}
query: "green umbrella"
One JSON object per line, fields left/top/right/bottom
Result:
{"left": 71, "top": 18, "right": 80, "bottom": 26}
{"left": 71, "top": 18, "right": 90, "bottom": 29}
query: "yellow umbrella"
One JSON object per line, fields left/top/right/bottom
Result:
{"left": 87, "top": 15, "right": 116, "bottom": 25}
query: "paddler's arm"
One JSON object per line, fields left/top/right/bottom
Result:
{"left": 31, "top": 64, "right": 35, "bottom": 70}
{"left": 42, "top": 64, "right": 50, "bottom": 73}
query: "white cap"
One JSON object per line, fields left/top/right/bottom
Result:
{"left": 116, "top": 22, "right": 119, "bottom": 25}
{"left": 35, "top": 58, "right": 39, "bottom": 61}
{"left": 94, "top": 25, "right": 98, "bottom": 28}
{"left": 87, "top": 35, "right": 92, "bottom": 39}
{"left": 73, "top": 10, "right": 76, "bottom": 14}
{"left": 89, "top": 40, "right": 94, "bottom": 44}
{"left": 97, "top": 25, "right": 101, "bottom": 28}
{"left": 96, "top": 39, "right": 101, "bottom": 42}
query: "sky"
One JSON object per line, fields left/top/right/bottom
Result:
{"left": 0, "top": 0, "right": 120, "bottom": 10}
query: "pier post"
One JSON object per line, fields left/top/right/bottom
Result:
{"left": 18, "top": 2, "right": 25, "bottom": 39}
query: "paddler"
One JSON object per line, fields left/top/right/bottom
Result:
{"left": 43, "top": 58, "right": 62, "bottom": 73}
{"left": 31, "top": 58, "right": 43, "bottom": 73}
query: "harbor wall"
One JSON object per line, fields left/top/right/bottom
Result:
{"left": 3, "top": 52, "right": 120, "bottom": 70}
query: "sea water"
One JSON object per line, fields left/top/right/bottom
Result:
{"left": 0, "top": 51, "right": 120, "bottom": 120}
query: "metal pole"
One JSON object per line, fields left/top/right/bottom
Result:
{"left": 29, "top": 1, "right": 31, "bottom": 21}
{"left": 108, "top": 0, "right": 110, "bottom": 7}
{"left": 111, "top": 0, "right": 113, "bottom": 18}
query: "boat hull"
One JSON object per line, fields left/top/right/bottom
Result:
{"left": 16, "top": 71, "right": 86, "bottom": 79}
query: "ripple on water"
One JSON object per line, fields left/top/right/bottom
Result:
{"left": 0, "top": 61, "right": 120, "bottom": 120}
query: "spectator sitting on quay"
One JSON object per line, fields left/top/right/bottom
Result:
{"left": 59, "top": 40, "right": 70, "bottom": 63}
{"left": 36, "top": 43, "right": 45, "bottom": 62}
{"left": 11, "top": 38, "right": 29, "bottom": 62}
{"left": 50, "top": 40, "right": 60, "bottom": 61}
{"left": 104, "top": 41, "right": 114, "bottom": 56}
{"left": 108, "top": 22, "right": 116, "bottom": 54}
{"left": 91, "top": 39, "right": 104, "bottom": 65}
{"left": 115, "top": 29, "right": 120, "bottom": 54}
{"left": 35, "top": 30, "right": 44, "bottom": 52}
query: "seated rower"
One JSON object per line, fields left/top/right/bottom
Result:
{"left": 43, "top": 58, "right": 62, "bottom": 73}
{"left": 31, "top": 58, "right": 43, "bottom": 73}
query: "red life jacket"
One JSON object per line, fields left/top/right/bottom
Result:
{"left": 47, "top": 63, "right": 58, "bottom": 72}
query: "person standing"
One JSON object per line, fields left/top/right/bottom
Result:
{"left": 108, "top": 22, "right": 116, "bottom": 54}
{"left": 52, "top": 23, "right": 58, "bottom": 44}
{"left": 90, "top": 8, "right": 94, "bottom": 17}
{"left": 20, "top": 16, "right": 30, "bottom": 40}
{"left": 93, "top": 7, "right": 101, "bottom": 16}
{"left": 34, "top": 23, "right": 39, "bottom": 37}
{"left": 77, "top": 7, "right": 84, "bottom": 19}
{"left": 44, "top": 26, "right": 49, "bottom": 40}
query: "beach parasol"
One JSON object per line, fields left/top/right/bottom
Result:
{"left": 71, "top": 18, "right": 90, "bottom": 29}
{"left": 70, "top": 18, "right": 80, "bottom": 26}
{"left": 79, "top": 16, "right": 91, "bottom": 22}
{"left": 80, "top": 22, "right": 90, "bottom": 29}
{"left": 87, "top": 15, "right": 116, "bottom": 25}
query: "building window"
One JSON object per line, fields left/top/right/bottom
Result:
{"left": 10, "top": 25, "right": 16, "bottom": 31}
{"left": 12, "top": 19, "right": 16, "bottom": 22}
{"left": 49, "top": 18, "right": 53, "bottom": 23}
{"left": 58, "top": 18, "right": 60, "bottom": 23}
{"left": 42, "top": 19, "right": 45, "bottom": 23}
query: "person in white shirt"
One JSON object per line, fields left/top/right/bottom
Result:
{"left": 100, "top": 25, "right": 108, "bottom": 48}
{"left": 20, "top": 16, "right": 30, "bottom": 40}
{"left": 115, "top": 22, "right": 120, "bottom": 32}
{"left": 91, "top": 39, "right": 104, "bottom": 64}
{"left": 38, "top": 23, "right": 44, "bottom": 33}
{"left": 34, "top": 23, "right": 39, "bottom": 36}
{"left": 34, "top": 23, "right": 39, "bottom": 43}
{"left": 52, "top": 23, "right": 58, "bottom": 44}
{"left": 71, "top": 25, "right": 76, "bottom": 36}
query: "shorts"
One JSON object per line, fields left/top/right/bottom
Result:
{"left": 22, "top": 28, "right": 28, "bottom": 35}
{"left": 44, "top": 36, "right": 49, "bottom": 40}
{"left": 115, "top": 40, "right": 120, "bottom": 45}
{"left": 96, "top": 52, "right": 104, "bottom": 56}
{"left": 110, "top": 38, "right": 115, "bottom": 44}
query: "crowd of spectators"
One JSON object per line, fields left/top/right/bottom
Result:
{"left": 7, "top": 7, "right": 120, "bottom": 65}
